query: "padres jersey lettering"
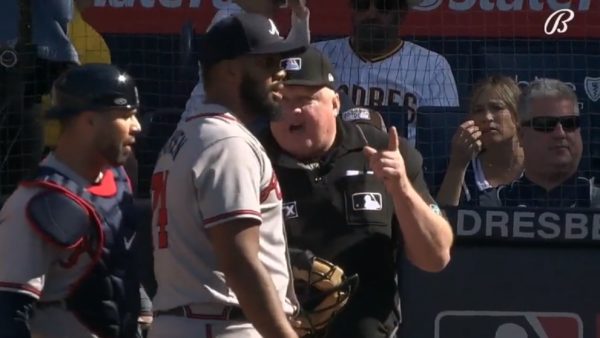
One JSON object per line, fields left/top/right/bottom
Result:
{"left": 313, "top": 38, "right": 459, "bottom": 143}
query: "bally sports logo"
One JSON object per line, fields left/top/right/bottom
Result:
{"left": 544, "top": 8, "right": 575, "bottom": 35}
{"left": 435, "top": 311, "right": 583, "bottom": 338}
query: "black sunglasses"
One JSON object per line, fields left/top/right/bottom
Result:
{"left": 351, "top": 0, "right": 404, "bottom": 11}
{"left": 520, "top": 116, "right": 580, "bottom": 133}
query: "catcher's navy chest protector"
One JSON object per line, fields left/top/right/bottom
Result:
{"left": 23, "top": 166, "right": 140, "bottom": 338}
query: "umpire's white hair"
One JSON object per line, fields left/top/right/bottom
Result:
{"left": 518, "top": 78, "right": 579, "bottom": 123}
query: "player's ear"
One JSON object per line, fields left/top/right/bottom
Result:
{"left": 222, "top": 59, "right": 242, "bottom": 82}
{"left": 79, "top": 110, "right": 96, "bottom": 127}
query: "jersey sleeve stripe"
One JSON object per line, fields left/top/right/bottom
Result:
{"left": 203, "top": 210, "right": 262, "bottom": 227}
{"left": 0, "top": 281, "right": 42, "bottom": 299}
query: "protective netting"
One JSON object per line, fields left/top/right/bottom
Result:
{"left": 1, "top": 0, "right": 598, "bottom": 203}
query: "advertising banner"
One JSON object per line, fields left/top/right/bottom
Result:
{"left": 86, "top": 0, "right": 600, "bottom": 37}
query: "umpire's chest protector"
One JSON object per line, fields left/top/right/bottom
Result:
{"left": 22, "top": 166, "right": 140, "bottom": 338}
{"left": 266, "top": 122, "right": 397, "bottom": 262}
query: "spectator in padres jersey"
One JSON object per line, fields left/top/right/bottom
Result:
{"left": 260, "top": 47, "right": 453, "bottom": 338}
{"left": 437, "top": 75, "right": 524, "bottom": 206}
{"left": 148, "top": 13, "right": 307, "bottom": 338}
{"left": 0, "top": 64, "right": 143, "bottom": 338}
{"left": 480, "top": 78, "right": 600, "bottom": 208}
{"left": 312, "top": 0, "right": 459, "bottom": 143}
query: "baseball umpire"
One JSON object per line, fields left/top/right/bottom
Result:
{"left": 260, "top": 47, "right": 454, "bottom": 337}
{"left": 0, "top": 63, "right": 143, "bottom": 338}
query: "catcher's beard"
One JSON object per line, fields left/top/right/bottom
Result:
{"left": 239, "top": 72, "right": 282, "bottom": 122}
{"left": 353, "top": 18, "right": 401, "bottom": 56}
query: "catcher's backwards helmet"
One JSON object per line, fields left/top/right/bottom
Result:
{"left": 47, "top": 63, "right": 139, "bottom": 119}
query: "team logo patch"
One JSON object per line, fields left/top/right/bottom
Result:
{"left": 268, "top": 19, "right": 280, "bottom": 36}
{"left": 114, "top": 97, "right": 127, "bottom": 105}
{"left": 584, "top": 76, "right": 600, "bottom": 102}
{"left": 352, "top": 193, "right": 382, "bottom": 211}
{"left": 429, "top": 203, "right": 442, "bottom": 215}
{"left": 435, "top": 311, "right": 582, "bottom": 338}
{"left": 281, "top": 58, "right": 302, "bottom": 71}
{"left": 283, "top": 201, "right": 298, "bottom": 219}
{"left": 342, "top": 108, "right": 370, "bottom": 122}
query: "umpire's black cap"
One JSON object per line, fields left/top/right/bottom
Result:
{"left": 46, "top": 63, "right": 139, "bottom": 119}
{"left": 280, "top": 47, "right": 336, "bottom": 89}
{"left": 198, "top": 12, "right": 307, "bottom": 67}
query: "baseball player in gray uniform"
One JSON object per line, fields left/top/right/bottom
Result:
{"left": 313, "top": 0, "right": 459, "bottom": 144}
{"left": 148, "top": 13, "right": 307, "bottom": 338}
{"left": 0, "top": 64, "right": 142, "bottom": 338}
{"left": 182, "top": 0, "right": 310, "bottom": 123}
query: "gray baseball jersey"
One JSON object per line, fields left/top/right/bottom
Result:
{"left": 0, "top": 154, "right": 104, "bottom": 338}
{"left": 313, "top": 38, "right": 459, "bottom": 143}
{"left": 151, "top": 103, "right": 296, "bottom": 315}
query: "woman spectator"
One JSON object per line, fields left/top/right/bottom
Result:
{"left": 437, "top": 75, "right": 524, "bottom": 206}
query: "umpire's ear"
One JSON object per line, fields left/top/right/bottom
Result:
{"left": 332, "top": 89, "right": 340, "bottom": 117}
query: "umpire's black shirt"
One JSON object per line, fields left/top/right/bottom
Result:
{"left": 260, "top": 118, "right": 437, "bottom": 334}
{"left": 479, "top": 173, "right": 600, "bottom": 208}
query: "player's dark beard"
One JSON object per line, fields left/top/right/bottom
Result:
{"left": 99, "top": 142, "right": 128, "bottom": 167}
{"left": 354, "top": 18, "right": 400, "bottom": 56}
{"left": 95, "top": 131, "right": 128, "bottom": 167}
{"left": 239, "top": 72, "right": 282, "bottom": 122}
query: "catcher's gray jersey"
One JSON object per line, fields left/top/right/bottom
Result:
{"left": 0, "top": 154, "right": 105, "bottom": 338}
{"left": 313, "top": 38, "right": 459, "bottom": 143}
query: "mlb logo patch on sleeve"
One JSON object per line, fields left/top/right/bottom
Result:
{"left": 352, "top": 193, "right": 382, "bottom": 211}
{"left": 435, "top": 311, "right": 582, "bottom": 338}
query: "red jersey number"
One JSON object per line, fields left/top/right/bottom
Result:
{"left": 151, "top": 171, "right": 169, "bottom": 249}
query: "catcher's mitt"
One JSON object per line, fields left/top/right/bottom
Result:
{"left": 289, "top": 249, "right": 359, "bottom": 336}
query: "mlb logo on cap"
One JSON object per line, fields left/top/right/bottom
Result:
{"left": 281, "top": 57, "right": 302, "bottom": 71}
{"left": 435, "top": 311, "right": 582, "bottom": 338}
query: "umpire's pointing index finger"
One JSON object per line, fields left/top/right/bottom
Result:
{"left": 388, "top": 126, "right": 399, "bottom": 151}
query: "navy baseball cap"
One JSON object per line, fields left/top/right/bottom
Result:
{"left": 198, "top": 12, "right": 307, "bottom": 66}
{"left": 280, "top": 47, "right": 336, "bottom": 88}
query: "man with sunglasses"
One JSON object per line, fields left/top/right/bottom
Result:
{"left": 480, "top": 78, "right": 600, "bottom": 208}
{"left": 312, "top": 0, "right": 459, "bottom": 144}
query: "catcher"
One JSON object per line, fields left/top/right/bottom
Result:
{"left": 0, "top": 64, "right": 142, "bottom": 338}
{"left": 260, "top": 47, "right": 454, "bottom": 337}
